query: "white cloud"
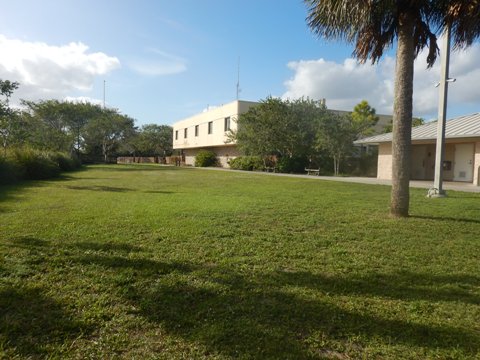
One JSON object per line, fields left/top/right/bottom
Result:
{"left": 0, "top": 35, "right": 120, "bottom": 105}
{"left": 283, "top": 41, "right": 480, "bottom": 118}
{"left": 128, "top": 49, "right": 187, "bottom": 76}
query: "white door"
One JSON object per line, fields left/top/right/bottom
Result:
{"left": 411, "top": 145, "right": 427, "bottom": 179}
{"left": 454, "top": 143, "right": 474, "bottom": 182}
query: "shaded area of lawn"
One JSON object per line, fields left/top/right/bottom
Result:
{"left": 1, "top": 164, "right": 480, "bottom": 359}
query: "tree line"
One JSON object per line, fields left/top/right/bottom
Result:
{"left": 0, "top": 80, "right": 173, "bottom": 163}
{"left": 230, "top": 97, "right": 380, "bottom": 176}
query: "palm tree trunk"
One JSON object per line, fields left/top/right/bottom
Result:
{"left": 391, "top": 13, "right": 414, "bottom": 217}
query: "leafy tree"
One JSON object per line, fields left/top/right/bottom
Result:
{"left": 233, "top": 97, "right": 326, "bottom": 161}
{"left": 84, "top": 109, "right": 135, "bottom": 163}
{"left": 61, "top": 102, "right": 103, "bottom": 158}
{"left": 21, "top": 100, "right": 74, "bottom": 153}
{"left": 0, "top": 79, "right": 20, "bottom": 155}
{"left": 316, "top": 112, "right": 356, "bottom": 176}
{"left": 351, "top": 100, "right": 379, "bottom": 138}
{"left": 129, "top": 124, "right": 173, "bottom": 156}
{"left": 305, "top": 0, "right": 480, "bottom": 217}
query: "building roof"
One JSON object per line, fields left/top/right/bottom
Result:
{"left": 355, "top": 112, "right": 480, "bottom": 144}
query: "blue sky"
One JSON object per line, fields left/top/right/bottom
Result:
{"left": 1, "top": 0, "right": 479, "bottom": 126}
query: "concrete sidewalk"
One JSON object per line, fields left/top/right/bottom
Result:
{"left": 195, "top": 166, "right": 480, "bottom": 193}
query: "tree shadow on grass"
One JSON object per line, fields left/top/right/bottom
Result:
{"left": 410, "top": 214, "right": 480, "bottom": 225}
{"left": 271, "top": 270, "right": 480, "bottom": 305}
{"left": 0, "top": 286, "right": 91, "bottom": 359}
{"left": 91, "top": 165, "right": 183, "bottom": 172}
{"left": 74, "top": 252, "right": 480, "bottom": 358}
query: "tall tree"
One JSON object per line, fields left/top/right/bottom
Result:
{"left": 129, "top": 124, "right": 173, "bottom": 156}
{"left": 351, "top": 100, "right": 379, "bottom": 138}
{"left": 316, "top": 112, "right": 356, "bottom": 176}
{"left": 232, "top": 97, "right": 325, "bottom": 159}
{"left": 0, "top": 80, "right": 20, "bottom": 155}
{"left": 305, "top": 0, "right": 480, "bottom": 217}
{"left": 84, "top": 109, "right": 135, "bottom": 163}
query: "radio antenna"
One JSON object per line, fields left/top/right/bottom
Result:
{"left": 236, "top": 56, "right": 241, "bottom": 100}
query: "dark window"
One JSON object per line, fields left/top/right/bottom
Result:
{"left": 208, "top": 121, "right": 213, "bottom": 134}
{"left": 224, "top": 117, "right": 231, "bottom": 132}
{"left": 184, "top": 128, "right": 187, "bottom": 138}
{"left": 195, "top": 125, "right": 199, "bottom": 137}
{"left": 175, "top": 130, "right": 178, "bottom": 140}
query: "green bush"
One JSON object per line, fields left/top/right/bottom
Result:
{"left": 0, "top": 156, "right": 21, "bottom": 184}
{"left": 229, "top": 156, "right": 264, "bottom": 171}
{"left": 195, "top": 150, "right": 218, "bottom": 167}
{"left": 276, "top": 156, "right": 309, "bottom": 174}
{"left": 12, "top": 148, "right": 61, "bottom": 180}
{"left": 0, "top": 148, "right": 82, "bottom": 185}
{"left": 49, "top": 152, "right": 81, "bottom": 171}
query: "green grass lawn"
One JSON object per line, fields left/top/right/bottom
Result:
{"left": 1, "top": 164, "right": 479, "bottom": 359}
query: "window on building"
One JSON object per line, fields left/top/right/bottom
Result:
{"left": 224, "top": 117, "right": 231, "bottom": 132}
{"left": 195, "top": 125, "right": 199, "bottom": 137}
{"left": 208, "top": 121, "right": 213, "bottom": 134}
{"left": 175, "top": 130, "right": 178, "bottom": 140}
{"left": 184, "top": 128, "right": 188, "bottom": 138}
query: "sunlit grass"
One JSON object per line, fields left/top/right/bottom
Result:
{"left": 1, "top": 164, "right": 479, "bottom": 359}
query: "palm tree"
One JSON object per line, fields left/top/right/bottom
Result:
{"left": 305, "top": 0, "right": 480, "bottom": 217}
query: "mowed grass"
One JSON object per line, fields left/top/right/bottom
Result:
{"left": 1, "top": 164, "right": 479, "bottom": 359}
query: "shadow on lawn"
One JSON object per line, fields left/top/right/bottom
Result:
{"left": 75, "top": 252, "right": 480, "bottom": 358}
{"left": 91, "top": 164, "right": 184, "bottom": 172}
{"left": 0, "top": 286, "right": 90, "bottom": 359}
{"left": 411, "top": 214, "right": 480, "bottom": 225}
{"left": 64, "top": 185, "right": 175, "bottom": 194}
{"left": 5, "top": 237, "right": 478, "bottom": 358}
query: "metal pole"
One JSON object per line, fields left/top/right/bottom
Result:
{"left": 103, "top": 80, "right": 106, "bottom": 109}
{"left": 433, "top": 24, "right": 451, "bottom": 197}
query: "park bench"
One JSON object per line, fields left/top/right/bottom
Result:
{"left": 305, "top": 168, "right": 320, "bottom": 176}
{"left": 264, "top": 166, "right": 277, "bottom": 173}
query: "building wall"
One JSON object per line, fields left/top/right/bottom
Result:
{"left": 182, "top": 145, "right": 240, "bottom": 167}
{"left": 172, "top": 100, "right": 258, "bottom": 151}
{"left": 474, "top": 141, "right": 480, "bottom": 185}
{"left": 376, "top": 141, "right": 477, "bottom": 184}
{"left": 172, "top": 100, "right": 258, "bottom": 168}
{"left": 377, "top": 143, "right": 392, "bottom": 179}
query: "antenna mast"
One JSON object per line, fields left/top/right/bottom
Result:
{"left": 236, "top": 57, "right": 241, "bottom": 100}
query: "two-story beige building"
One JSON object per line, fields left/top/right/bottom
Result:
{"left": 172, "top": 100, "right": 258, "bottom": 167}
{"left": 356, "top": 113, "right": 480, "bottom": 186}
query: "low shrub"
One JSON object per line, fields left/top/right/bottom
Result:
{"left": 195, "top": 150, "right": 218, "bottom": 167}
{"left": 49, "top": 152, "right": 81, "bottom": 171}
{"left": 0, "top": 148, "right": 82, "bottom": 184}
{"left": 12, "top": 148, "right": 61, "bottom": 180}
{"left": 229, "top": 156, "right": 264, "bottom": 171}
{"left": 0, "top": 156, "right": 21, "bottom": 184}
{"left": 276, "top": 156, "right": 309, "bottom": 174}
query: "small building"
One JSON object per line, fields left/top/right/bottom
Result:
{"left": 355, "top": 113, "right": 480, "bottom": 185}
{"left": 172, "top": 100, "right": 258, "bottom": 167}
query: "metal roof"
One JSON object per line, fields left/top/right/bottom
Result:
{"left": 355, "top": 112, "right": 480, "bottom": 144}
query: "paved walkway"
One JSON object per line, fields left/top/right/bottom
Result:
{"left": 195, "top": 167, "right": 480, "bottom": 193}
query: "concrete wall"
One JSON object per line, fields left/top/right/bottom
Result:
{"left": 181, "top": 145, "right": 241, "bottom": 168}
{"left": 474, "top": 141, "right": 480, "bottom": 186}
{"left": 376, "top": 141, "right": 476, "bottom": 184}
{"left": 172, "top": 100, "right": 258, "bottom": 151}
{"left": 377, "top": 143, "right": 392, "bottom": 179}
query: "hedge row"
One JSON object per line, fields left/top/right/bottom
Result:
{"left": 0, "top": 147, "right": 81, "bottom": 185}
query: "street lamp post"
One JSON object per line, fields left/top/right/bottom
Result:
{"left": 432, "top": 24, "right": 454, "bottom": 197}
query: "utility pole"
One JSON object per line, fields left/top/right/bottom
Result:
{"left": 432, "top": 24, "right": 455, "bottom": 197}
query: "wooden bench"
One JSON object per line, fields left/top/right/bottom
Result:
{"left": 305, "top": 168, "right": 320, "bottom": 176}
{"left": 264, "top": 166, "right": 277, "bottom": 173}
